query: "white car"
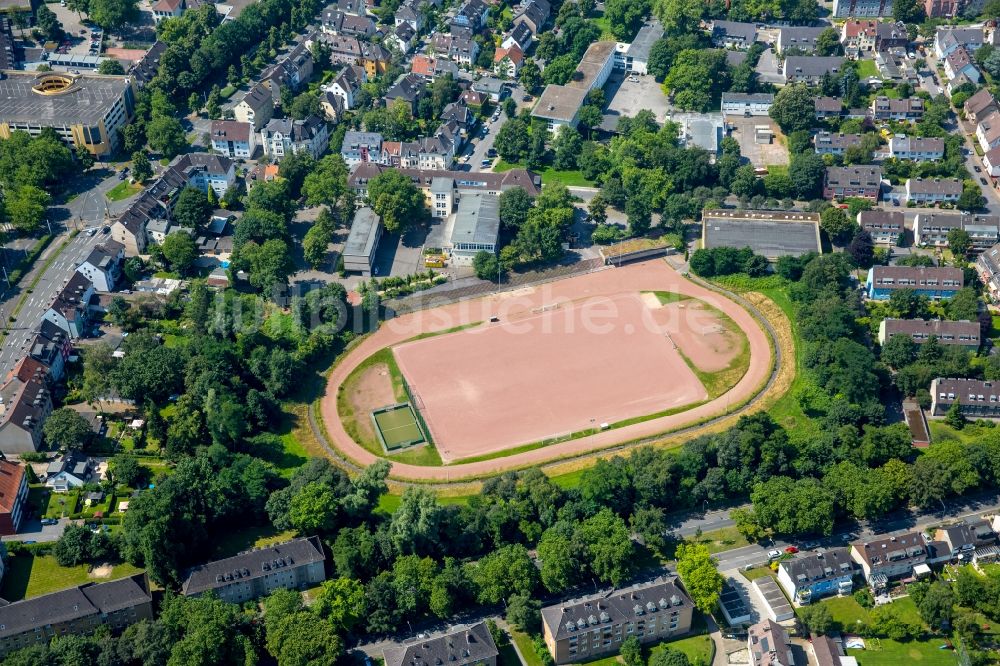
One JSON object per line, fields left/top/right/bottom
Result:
{"left": 767, "top": 549, "right": 781, "bottom": 561}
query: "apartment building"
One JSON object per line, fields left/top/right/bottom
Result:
{"left": 888, "top": 135, "right": 944, "bottom": 160}
{"left": 865, "top": 265, "right": 964, "bottom": 299}
{"left": 930, "top": 377, "right": 1000, "bottom": 418}
{"left": 904, "top": 177, "right": 963, "bottom": 204}
{"left": 823, "top": 165, "right": 883, "bottom": 200}
{"left": 877, "top": 318, "right": 981, "bottom": 349}
{"left": 851, "top": 532, "right": 927, "bottom": 587}
{"left": 858, "top": 209, "right": 903, "bottom": 244}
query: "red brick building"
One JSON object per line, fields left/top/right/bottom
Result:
{"left": 0, "top": 459, "right": 28, "bottom": 536}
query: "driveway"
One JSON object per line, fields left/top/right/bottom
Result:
{"left": 2, "top": 517, "right": 68, "bottom": 543}
{"left": 603, "top": 71, "right": 672, "bottom": 126}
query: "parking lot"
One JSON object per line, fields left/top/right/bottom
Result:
{"left": 726, "top": 116, "right": 790, "bottom": 169}
{"left": 50, "top": 5, "right": 103, "bottom": 57}
{"left": 755, "top": 48, "right": 784, "bottom": 86}
{"left": 603, "top": 72, "right": 673, "bottom": 126}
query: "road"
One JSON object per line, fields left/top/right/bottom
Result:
{"left": 459, "top": 82, "right": 529, "bottom": 172}
{"left": 0, "top": 169, "right": 133, "bottom": 378}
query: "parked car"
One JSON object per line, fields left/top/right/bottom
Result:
{"left": 40, "top": 518, "right": 57, "bottom": 526}
{"left": 481, "top": 159, "right": 492, "bottom": 167}
{"left": 975, "top": 165, "right": 982, "bottom": 172}
{"left": 486, "top": 148, "right": 497, "bottom": 158}
{"left": 784, "top": 546, "right": 798, "bottom": 554}
{"left": 767, "top": 549, "right": 781, "bottom": 561}
{"left": 982, "top": 177, "right": 989, "bottom": 186}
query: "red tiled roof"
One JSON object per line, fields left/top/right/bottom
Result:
{"left": 0, "top": 460, "right": 24, "bottom": 515}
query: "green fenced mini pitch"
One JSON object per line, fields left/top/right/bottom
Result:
{"left": 371, "top": 403, "right": 426, "bottom": 452}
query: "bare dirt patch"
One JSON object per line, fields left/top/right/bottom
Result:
{"left": 662, "top": 301, "right": 744, "bottom": 373}
{"left": 90, "top": 564, "right": 113, "bottom": 579}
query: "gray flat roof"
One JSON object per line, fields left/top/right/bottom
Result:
{"left": 344, "top": 207, "right": 382, "bottom": 258}
{"left": 532, "top": 84, "right": 588, "bottom": 122}
{"left": 703, "top": 209, "right": 821, "bottom": 259}
{"left": 451, "top": 193, "right": 500, "bottom": 246}
{"left": 627, "top": 22, "right": 663, "bottom": 62}
{"left": 0, "top": 70, "right": 130, "bottom": 125}
{"left": 569, "top": 40, "right": 616, "bottom": 90}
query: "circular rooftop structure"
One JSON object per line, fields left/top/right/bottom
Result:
{"left": 32, "top": 73, "right": 77, "bottom": 96}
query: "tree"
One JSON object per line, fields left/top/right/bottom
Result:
{"left": 146, "top": 115, "right": 187, "bottom": 158}
{"left": 303, "top": 209, "right": 335, "bottom": 269}
{"left": 948, "top": 228, "right": 972, "bottom": 257}
{"left": 731, "top": 165, "right": 760, "bottom": 198}
{"left": 519, "top": 60, "right": 542, "bottom": 93}
{"left": 5, "top": 185, "right": 50, "bottom": 233}
{"left": 663, "top": 49, "right": 729, "bottom": 112}
{"left": 98, "top": 59, "right": 125, "bottom": 75}
{"left": 109, "top": 454, "right": 144, "bottom": 487}
{"left": 815, "top": 28, "right": 842, "bottom": 56}
{"left": 770, "top": 84, "right": 815, "bottom": 133}
{"left": 604, "top": 0, "right": 650, "bottom": 39}
{"left": 916, "top": 581, "right": 954, "bottom": 629}
{"left": 674, "top": 543, "right": 723, "bottom": 615}
{"left": 653, "top": 0, "right": 703, "bottom": 33}
{"left": 161, "top": 232, "right": 198, "bottom": 275}
{"left": 366, "top": 170, "right": 426, "bottom": 233}
{"left": 789, "top": 152, "right": 826, "bottom": 199}
{"left": 893, "top": 0, "right": 926, "bottom": 23}
{"left": 649, "top": 647, "right": 691, "bottom": 666}
{"left": 89, "top": 0, "right": 139, "bottom": 34}
{"left": 473, "top": 250, "right": 501, "bottom": 282}
{"left": 945, "top": 400, "right": 966, "bottom": 430}
{"left": 799, "top": 604, "right": 834, "bottom": 635}
{"left": 499, "top": 187, "right": 535, "bottom": 230}
{"left": 43, "top": 407, "right": 92, "bottom": 450}
{"left": 751, "top": 476, "right": 837, "bottom": 535}
{"left": 494, "top": 119, "right": 532, "bottom": 162}
{"left": 313, "top": 577, "right": 366, "bottom": 632}
{"left": 301, "top": 154, "right": 351, "bottom": 210}
{"left": 543, "top": 55, "right": 578, "bottom": 85}
{"left": 821, "top": 206, "right": 856, "bottom": 244}
{"left": 620, "top": 636, "right": 643, "bottom": 666}
{"left": 506, "top": 593, "right": 542, "bottom": 634}
{"left": 553, "top": 126, "right": 583, "bottom": 170}
{"left": 848, "top": 229, "right": 875, "bottom": 267}
{"left": 958, "top": 183, "right": 986, "bottom": 212}
{"left": 881, "top": 334, "right": 917, "bottom": 369}
{"left": 173, "top": 186, "right": 213, "bottom": 229}
{"left": 131, "top": 151, "right": 152, "bottom": 183}
{"left": 35, "top": 4, "right": 63, "bottom": 41}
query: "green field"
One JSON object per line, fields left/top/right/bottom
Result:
{"left": 105, "top": 181, "right": 143, "bottom": 202}
{"left": 848, "top": 639, "right": 959, "bottom": 665}
{"left": 373, "top": 404, "right": 425, "bottom": 450}
{"left": 1, "top": 555, "right": 144, "bottom": 601}
{"left": 493, "top": 160, "right": 596, "bottom": 187}
{"left": 856, "top": 59, "right": 880, "bottom": 79}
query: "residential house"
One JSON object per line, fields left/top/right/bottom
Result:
{"left": 712, "top": 21, "right": 756, "bottom": 49}
{"left": 858, "top": 209, "right": 903, "bottom": 244}
{"left": 394, "top": 2, "right": 423, "bottom": 32}
{"left": 776, "top": 548, "right": 855, "bottom": 605}
{"left": 233, "top": 84, "right": 274, "bottom": 131}
{"left": 935, "top": 27, "right": 984, "bottom": 59}
{"left": 343, "top": 207, "right": 382, "bottom": 275}
{"left": 926, "top": 0, "right": 959, "bottom": 17}
{"left": 327, "top": 0, "right": 367, "bottom": 15}
{"left": 348, "top": 162, "right": 541, "bottom": 216}
{"left": 261, "top": 43, "right": 314, "bottom": 103}
{"left": 383, "top": 624, "right": 498, "bottom": 666}
{"left": 815, "top": 96, "right": 845, "bottom": 119}
{"left": 210, "top": 120, "right": 257, "bottom": 159}
{"left": 385, "top": 73, "right": 426, "bottom": 111}
{"left": 978, "top": 111, "right": 1000, "bottom": 152}
{"left": 944, "top": 46, "right": 980, "bottom": 84}
{"left": 777, "top": 26, "right": 827, "bottom": 53}
{"left": 128, "top": 40, "right": 167, "bottom": 88}
{"left": 832, "top": 0, "right": 893, "bottom": 17}
{"left": 930, "top": 378, "right": 1000, "bottom": 418}
{"left": 984, "top": 145, "right": 1000, "bottom": 177}
{"left": 449, "top": 35, "right": 480, "bottom": 65}
{"left": 494, "top": 45, "right": 524, "bottom": 78}
{"left": 45, "top": 451, "right": 93, "bottom": 491}
{"left": 0, "top": 460, "right": 27, "bottom": 535}
{"left": 27, "top": 320, "right": 72, "bottom": 382}
{"left": 43, "top": 273, "right": 94, "bottom": 339}
{"left": 874, "top": 21, "right": 910, "bottom": 51}
{"left": 977, "top": 241, "right": 1000, "bottom": 298}
{"left": 321, "top": 8, "right": 377, "bottom": 36}
{"left": 783, "top": 56, "right": 846, "bottom": 84}
{"left": 320, "top": 91, "right": 345, "bottom": 123}
{"left": 181, "top": 536, "right": 327, "bottom": 603}
{"left": 870, "top": 95, "right": 923, "bottom": 121}
{"left": 0, "top": 575, "right": 153, "bottom": 658}
{"left": 260, "top": 116, "right": 330, "bottom": 161}
{"left": 324, "top": 65, "right": 366, "bottom": 111}
{"left": 0, "top": 357, "right": 52, "bottom": 453}
{"left": 387, "top": 22, "right": 417, "bottom": 54}
{"left": 451, "top": 0, "right": 489, "bottom": 31}
{"left": 151, "top": 0, "right": 185, "bottom": 22}
{"left": 360, "top": 41, "right": 391, "bottom": 77}
{"left": 171, "top": 153, "right": 236, "bottom": 198}
{"left": 472, "top": 76, "right": 507, "bottom": 102}
{"left": 721, "top": 93, "right": 773, "bottom": 117}
{"left": 417, "top": 132, "right": 456, "bottom": 170}
{"left": 503, "top": 22, "right": 534, "bottom": 52}
{"left": 811, "top": 636, "right": 852, "bottom": 666}
{"left": 964, "top": 88, "right": 998, "bottom": 123}
{"left": 440, "top": 101, "right": 476, "bottom": 139}
{"left": 851, "top": 531, "right": 928, "bottom": 588}
{"left": 75, "top": 240, "right": 124, "bottom": 292}
{"left": 513, "top": 0, "right": 549, "bottom": 34}
{"left": 864, "top": 265, "right": 964, "bottom": 299}
{"left": 878, "top": 318, "right": 981, "bottom": 349}
{"left": 888, "top": 135, "right": 945, "bottom": 160}
{"left": 748, "top": 620, "right": 794, "bottom": 666}
{"left": 342, "top": 131, "right": 383, "bottom": 166}
{"left": 410, "top": 54, "right": 459, "bottom": 81}
{"left": 815, "top": 132, "right": 863, "bottom": 156}
{"left": 460, "top": 89, "right": 486, "bottom": 109}
{"left": 933, "top": 521, "right": 997, "bottom": 558}
{"left": 914, "top": 212, "right": 999, "bottom": 248}
{"left": 947, "top": 70, "right": 977, "bottom": 98}
{"left": 823, "top": 165, "right": 883, "bottom": 200}
{"left": 841, "top": 19, "right": 881, "bottom": 53}
{"left": 540, "top": 577, "right": 694, "bottom": 665}
{"left": 904, "top": 177, "right": 963, "bottom": 204}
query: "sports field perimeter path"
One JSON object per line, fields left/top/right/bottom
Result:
{"left": 320, "top": 259, "right": 772, "bottom": 480}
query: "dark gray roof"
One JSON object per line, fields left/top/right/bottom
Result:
{"left": 344, "top": 207, "right": 382, "bottom": 258}
{"left": 784, "top": 56, "right": 845, "bottom": 77}
{"left": 181, "top": 536, "right": 325, "bottom": 596}
{"left": 749, "top": 620, "right": 792, "bottom": 666}
{"left": 0, "top": 574, "right": 150, "bottom": 639}
{"left": 627, "top": 21, "right": 663, "bottom": 62}
{"left": 851, "top": 531, "right": 927, "bottom": 568}
{"left": 825, "top": 165, "right": 883, "bottom": 189}
{"left": 713, "top": 20, "right": 756, "bottom": 42}
{"left": 0, "top": 71, "right": 132, "bottom": 126}
{"left": 702, "top": 209, "right": 821, "bottom": 259}
{"left": 778, "top": 547, "right": 854, "bottom": 586}
{"left": 383, "top": 622, "right": 499, "bottom": 666}
{"left": 540, "top": 577, "right": 692, "bottom": 642}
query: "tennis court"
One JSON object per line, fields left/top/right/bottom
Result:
{"left": 372, "top": 404, "right": 425, "bottom": 451}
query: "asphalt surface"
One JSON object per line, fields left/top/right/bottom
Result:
{"left": 0, "top": 169, "right": 132, "bottom": 378}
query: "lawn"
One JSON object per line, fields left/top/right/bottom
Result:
{"left": 847, "top": 638, "right": 959, "bottom": 665}
{"left": 510, "top": 629, "right": 546, "bottom": 666}
{"left": 211, "top": 524, "right": 298, "bottom": 559}
{"left": 493, "top": 160, "right": 596, "bottom": 187}
{"left": 808, "top": 595, "right": 925, "bottom": 633}
{"left": 740, "top": 566, "right": 776, "bottom": 581}
{"left": 648, "top": 614, "right": 715, "bottom": 666}
{"left": 1, "top": 555, "right": 145, "bottom": 601}
{"left": 105, "top": 181, "right": 143, "bottom": 202}
{"left": 683, "top": 525, "right": 751, "bottom": 555}
{"left": 856, "top": 59, "right": 880, "bottom": 79}
{"left": 220, "top": 85, "right": 238, "bottom": 99}
{"left": 44, "top": 491, "right": 79, "bottom": 519}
